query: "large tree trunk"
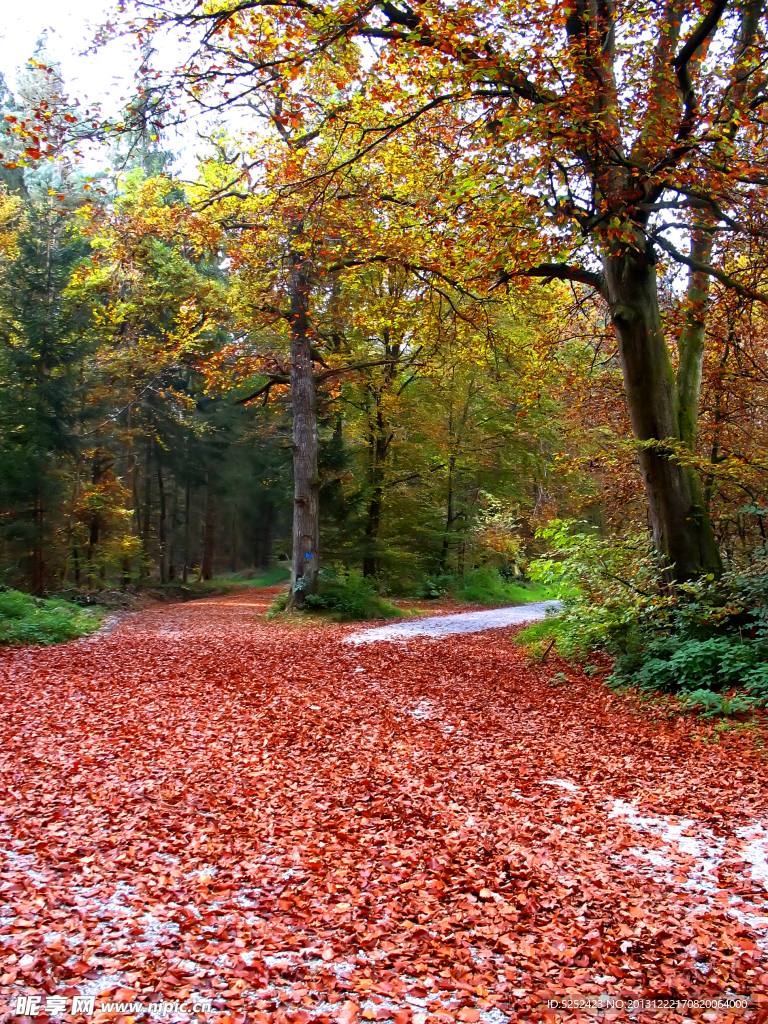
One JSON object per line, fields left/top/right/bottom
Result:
{"left": 602, "top": 249, "right": 721, "bottom": 581}
{"left": 287, "top": 235, "right": 319, "bottom": 607}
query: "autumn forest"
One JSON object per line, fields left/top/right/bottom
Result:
{"left": 5, "top": 0, "right": 768, "bottom": 1017}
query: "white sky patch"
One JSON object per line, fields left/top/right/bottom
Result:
{"left": 0, "top": 0, "right": 137, "bottom": 112}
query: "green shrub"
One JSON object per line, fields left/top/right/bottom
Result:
{"left": 267, "top": 568, "right": 402, "bottom": 622}
{"left": 680, "top": 690, "right": 757, "bottom": 718}
{"left": 523, "top": 520, "right": 768, "bottom": 716}
{"left": 418, "top": 573, "right": 457, "bottom": 599}
{"left": 0, "top": 589, "right": 102, "bottom": 645}
{"left": 267, "top": 590, "right": 290, "bottom": 616}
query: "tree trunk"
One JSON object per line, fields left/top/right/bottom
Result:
{"left": 157, "top": 461, "right": 167, "bottom": 584}
{"left": 438, "top": 456, "right": 455, "bottom": 573}
{"left": 602, "top": 249, "right": 721, "bottom": 581}
{"left": 123, "top": 406, "right": 135, "bottom": 588}
{"left": 363, "top": 411, "right": 390, "bottom": 578}
{"left": 287, "top": 231, "right": 319, "bottom": 607}
{"left": 32, "top": 487, "right": 45, "bottom": 596}
{"left": 141, "top": 438, "right": 152, "bottom": 579}
{"left": 260, "top": 502, "right": 274, "bottom": 569}
{"left": 168, "top": 479, "right": 178, "bottom": 580}
{"left": 183, "top": 481, "right": 191, "bottom": 584}
{"left": 87, "top": 456, "right": 108, "bottom": 589}
{"left": 201, "top": 478, "right": 215, "bottom": 581}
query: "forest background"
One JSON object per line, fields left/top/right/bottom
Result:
{"left": 2, "top": 0, "right": 768, "bottom": 705}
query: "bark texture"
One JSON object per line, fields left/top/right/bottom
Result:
{"left": 602, "top": 250, "right": 721, "bottom": 581}
{"left": 287, "top": 234, "right": 319, "bottom": 606}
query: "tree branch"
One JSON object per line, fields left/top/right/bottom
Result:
{"left": 236, "top": 375, "right": 291, "bottom": 405}
{"left": 671, "top": 0, "right": 728, "bottom": 138}
{"left": 500, "top": 263, "right": 606, "bottom": 294}
{"left": 651, "top": 231, "right": 768, "bottom": 304}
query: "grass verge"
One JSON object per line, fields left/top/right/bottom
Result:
{"left": 421, "top": 568, "right": 559, "bottom": 606}
{"left": 0, "top": 589, "right": 103, "bottom": 646}
{"left": 152, "top": 565, "right": 291, "bottom": 600}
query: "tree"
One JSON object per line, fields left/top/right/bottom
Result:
{"left": 201, "top": 129, "right": 430, "bottom": 602}
{"left": 127, "top": 0, "right": 768, "bottom": 579}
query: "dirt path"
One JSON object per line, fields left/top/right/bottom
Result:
{"left": 1, "top": 590, "right": 767, "bottom": 1024}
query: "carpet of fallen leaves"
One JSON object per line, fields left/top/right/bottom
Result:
{"left": 1, "top": 589, "right": 768, "bottom": 1024}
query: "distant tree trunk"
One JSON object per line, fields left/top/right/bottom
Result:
{"left": 287, "top": 226, "right": 319, "bottom": 607}
{"left": 87, "top": 455, "right": 109, "bottom": 589}
{"left": 363, "top": 332, "right": 405, "bottom": 577}
{"left": 168, "top": 480, "right": 178, "bottom": 580}
{"left": 201, "top": 478, "right": 215, "bottom": 581}
{"left": 141, "top": 438, "right": 152, "bottom": 579}
{"left": 602, "top": 246, "right": 721, "bottom": 581}
{"left": 438, "top": 456, "right": 455, "bottom": 573}
{"left": 231, "top": 512, "right": 239, "bottom": 573}
{"left": 183, "top": 481, "right": 191, "bottom": 584}
{"left": 260, "top": 502, "right": 274, "bottom": 569}
{"left": 32, "top": 486, "right": 45, "bottom": 596}
{"left": 363, "top": 414, "right": 391, "bottom": 578}
{"left": 157, "top": 461, "right": 167, "bottom": 584}
{"left": 66, "top": 458, "right": 82, "bottom": 586}
{"left": 122, "top": 404, "right": 136, "bottom": 588}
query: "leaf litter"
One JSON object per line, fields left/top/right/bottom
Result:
{"left": 1, "top": 589, "right": 767, "bottom": 1024}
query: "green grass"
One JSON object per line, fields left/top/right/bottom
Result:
{"left": 514, "top": 615, "right": 566, "bottom": 660}
{"left": 0, "top": 589, "right": 103, "bottom": 646}
{"left": 451, "top": 569, "right": 557, "bottom": 606}
{"left": 156, "top": 564, "right": 290, "bottom": 598}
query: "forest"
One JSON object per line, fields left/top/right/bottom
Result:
{"left": 4, "top": 2, "right": 768, "bottom": 1019}
{"left": 2, "top": 0, "right": 768, "bottom": 700}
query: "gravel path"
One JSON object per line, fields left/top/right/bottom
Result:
{"left": 348, "top": 599, "right": 561, "bottom": 643}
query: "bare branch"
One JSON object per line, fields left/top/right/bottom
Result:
{"left": 500, "top": 263, "right": 605, "bottom": 294}
{"left": 651, "top": 231, "right": 768, "bottom": 304}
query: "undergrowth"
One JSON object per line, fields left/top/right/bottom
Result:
{"left": 419, "top": 567, "right": 556, "bottom": 605}
{"left": 516, "top": 520, "right": 768, "bottom": 718}
{"left": 0, "top": 589, "right": 103, "bottom": 646}
{"left": 157, "top": 565, "right": 290, "bottom": 597}
{"left": 270, "top": 567, "right": 402, "bottom": 622}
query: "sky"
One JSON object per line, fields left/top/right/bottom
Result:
{"left": 0, "top": 0, "right": 139, "bottom": 114}
{"left": 0, "top": 0, "right": 211, "bottom": 175}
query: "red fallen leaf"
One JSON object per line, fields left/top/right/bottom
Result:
{"left": 457, "top": 1010, "right": 480, "bottom": 1023}
{"left": 361, "top": 1011, "right": 376, "bottom": 1021}
{"left": 321, "top": 945, "right": 335, "bottom": 960}
{"left": 1, "top": 589, "right": 767, "bottom": 1024}
{"left": 336, "top": 1000, "right": 360, "bottom": 1024}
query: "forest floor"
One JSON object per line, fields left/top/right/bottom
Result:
{"left": 1, "top": 589, "right": 768, "bottom": 1024}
